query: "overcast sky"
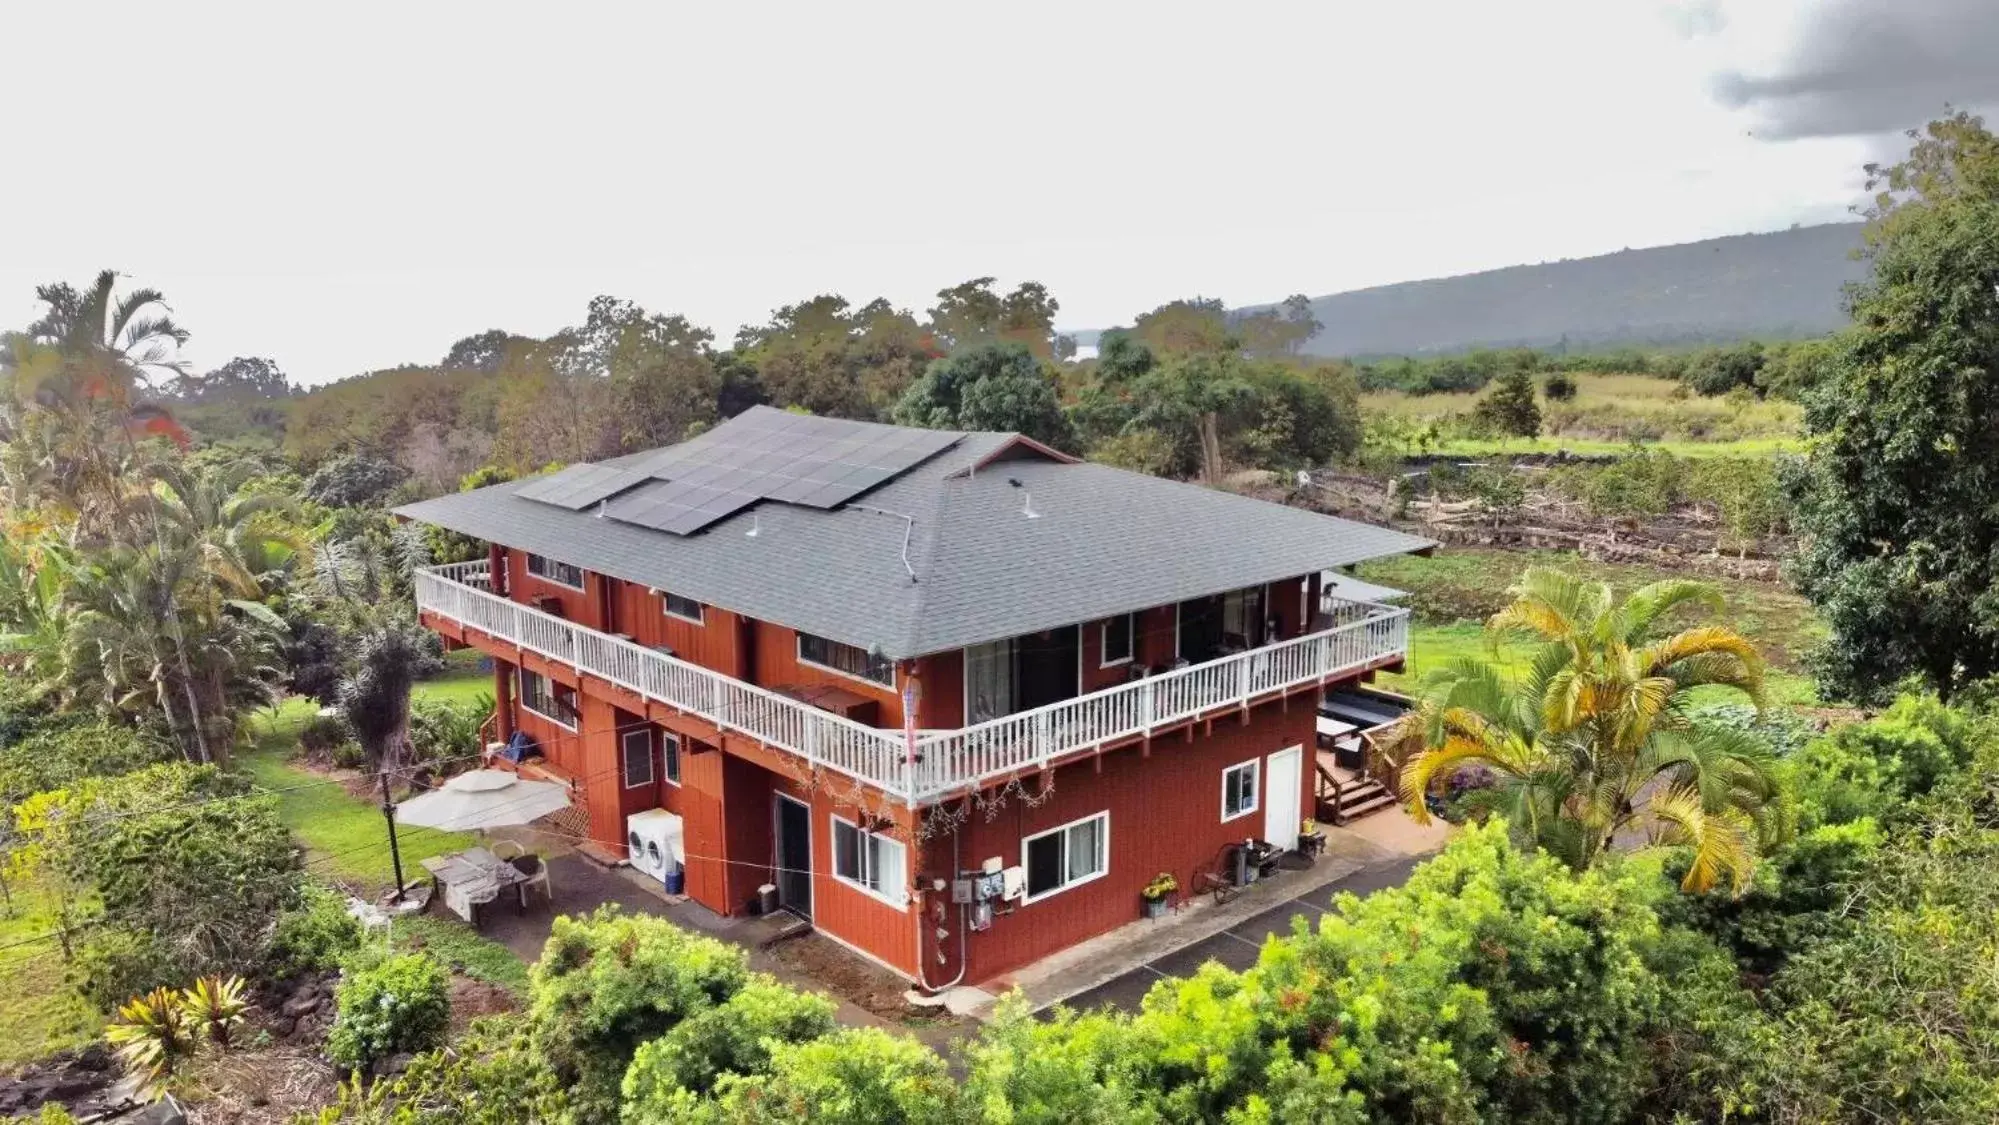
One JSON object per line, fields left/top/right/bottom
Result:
{"left": 4, "top": 0, "right": 1992, "bottom": 385}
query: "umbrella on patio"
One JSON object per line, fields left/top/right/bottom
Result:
{"left": 394, "top": 769, "right": 571, "bottom": 831}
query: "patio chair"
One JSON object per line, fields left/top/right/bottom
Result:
{"left": 509, "top": 851, "right": 553, "bottom": 910}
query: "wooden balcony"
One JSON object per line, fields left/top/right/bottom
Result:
{"left": 414, "top": 560, "right": 1410, "bottom": 806}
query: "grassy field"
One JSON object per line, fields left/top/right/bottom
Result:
{"left": 388, "top": 914, "right": 532, "bottom": 995}
{"left": 242, "top": 700, "right": 474, "bottom": 891}
{"left": 1358, "top": 548, "right": 1827, "bottom": 706}
{"left": 414, "top": 647, "right": 496, "bottom": 707}
{"left": 1362, "top": 371, "right": 1803, "bottom": 454}
{"left": 0, "top": 888, "right": 104, "bottom": 1068}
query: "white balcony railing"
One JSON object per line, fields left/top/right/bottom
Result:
{"left": 414, "top": 561, "right": 1409, "bottom": 805}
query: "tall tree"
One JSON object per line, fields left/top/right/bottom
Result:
{"left": 892, "top": 342, "right": 1070, "bottom": 447}
{"left": 1788, "top": 111, "right": 1999, "bottom": 702}
{"left": 164, "top": 356, "right": 293, "bottom": 403}
{"left": 1391, "top": 568, "right": 1781, "bottom": 894}
{"left": 1130, "top": 297, "right": 1234, "bottom": 356}
{"left": 927, "top": 279, "right": 1060, "bottom": 359}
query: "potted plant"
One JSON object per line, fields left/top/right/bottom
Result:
{"left": 1140, "top": 872, "right": 1178, "bottom": 918}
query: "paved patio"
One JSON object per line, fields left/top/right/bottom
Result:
{"left": 963, "top": 809, "right": 1450, "bottom": 1017}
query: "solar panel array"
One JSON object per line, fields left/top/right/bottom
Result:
{"left": 513, "top": 464, "right": 654, "bottom": 511}
{"left": 515, "top": 408, "right": 962, "bottom": 536}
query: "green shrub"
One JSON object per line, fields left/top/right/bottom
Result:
{"left": 407, "top": 698, "right": 489, "bottom": 768}
{"left": 310, "top": 1014, "right": 567, "bottom": 1123}
{"left": 270, "top": 883, "right": 365, "bottom": 979}
{"left": 528, "top": 907, "right": 751, "bottom": 1123}
{"left": 1541, "top": 371, "right": 1578, "bottom": 401}
{"left": 704, "top": 1027, "right": 958, "bottom": 1124}
{"left": 621, "top": 977, "right": 837, "bottom": 1107}
{"left": 0, "top": 719, "right": 171, "bottom": 805}
{"left": 326, "top": 952, "right": 451, "bottom": 1072}
{"left": 297, "top": 712, "right": 352, "bottom": 760}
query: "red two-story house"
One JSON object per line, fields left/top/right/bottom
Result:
{"left": 397, "top": 406, "right": 1430, "bottom": 988}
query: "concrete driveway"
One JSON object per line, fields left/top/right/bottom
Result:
{"left": 1052, "top": 854, "right": 1425, "bottom": 1013}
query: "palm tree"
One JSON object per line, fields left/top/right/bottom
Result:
{"left": 1390, "top": 567, "right": 1785, "bottom": 894}
{"left": 1, "top": 272, "right": 191, "bottom": 539}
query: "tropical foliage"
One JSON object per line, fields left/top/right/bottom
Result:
{"left": 1392, "top": 567, "right": 1782, "bottom": 892}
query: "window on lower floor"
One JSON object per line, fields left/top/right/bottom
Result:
{"left": 830, "top": 816, "right": 907, "bottom": 905}
{"left": 1023, "top": 811, "right": 1108, "bottom": 902}
{"left": 662, "top": 591, "right": 705, "bottom": 624}
{"left": 1100, "top": 613, "right": 1134, "bottom": 667}
{"left": 662, "top": 732, "right": 681, "bottom": 785}
{"left": 525, "top": 553, "right": 585, "bottom": 590}
{"left": 1222, "top": 758, "right": 1260, "bottom": 821}
{"left": 621, "top": 728, "right": 653, "bottom": 788}
{"left": 519, "top": 669, "right": 579, "bottom": 728}
{"left": 797, "top": 631, "right": 893, "bottom": 687}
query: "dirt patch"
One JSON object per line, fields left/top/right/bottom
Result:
{"left": 446, "top": 975, "right": 517, "bottom": 1035}
{"left": 182, "top": 1042, "right": 340, "bottom": 1125}
{"left": 761, "top": 934, "right": 970, "bottom": 1031}
{"left": 764, "top": 934, "right": 910, "bottom": 1017}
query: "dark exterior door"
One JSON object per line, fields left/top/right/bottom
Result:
{"left": 773, "top": 794, "right": 812, "bottom": 918}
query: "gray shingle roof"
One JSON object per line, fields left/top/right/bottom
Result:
{"left": 395, "top": 409, "right": 1434, "bottom": 660}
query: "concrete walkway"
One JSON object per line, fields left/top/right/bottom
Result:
{"left": 977, "top": 810, "right": 1450, "bottom": 1017}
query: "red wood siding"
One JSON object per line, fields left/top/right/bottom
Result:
{"left": 502, "top": 547, "right": 604, "bottom": 629}
{"left": 751, "top": 622, "right": 905, "bottom": 726}
{"left": 1268, "top": 575, "right": 1308, "bottom": 637}
{"left": 611, "top": 581, "right": 747, "bottom": 677}
{"left": 789, "top": 779, "right": 919, "bottom": 975}
{"left": 1079, "top": 616, "right": 1137, "bottom": 693}
{"left": 917, "top": 699, "right": 1317, "bottom": 985}
{"left": 1135, "top": 605, "right": 1177, "bottom": 669}
{"left": 913, "top": 650, "right": 963, "bottom": 729}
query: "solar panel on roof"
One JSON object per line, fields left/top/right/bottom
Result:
{"left": 541, "top": 407, "right": 965, "bottom": 535}
{"left": 515, "top": 464, "right": 653, "bottom": 511}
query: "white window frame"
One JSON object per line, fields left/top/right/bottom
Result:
{"left": 1099, "top": 613, "right": 1135, "bottom": 668}
{"left": 621, "top": 727, "right": 654, "bottom": 789}
{"left": 1021, "top": 810, "right": 1110, "bottom": 904}
{"left": 1221, "top": 757, "right": 1261, "bottom": 822}
{"left": 662, "top": 591, "right": 706, "bottom": 625}
{"left": 525, "top": 553, "right": 585, "bottom": 590}
{"left": 796, "top": 632, "right": 895, "bottom": 689}
{"left": 518, "top": 669, "right": 578, "bottom": 730}
{"left": 661, "top": 732, "right": 682, "bottom": 787}
{"left": 829, "top": 815, "right": 908, "bottom": 908}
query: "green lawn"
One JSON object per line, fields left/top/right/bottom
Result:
{"left": 0, "top": 887, "right": 104, "bottom": 1068}
{"left": 389, "top": 914, "right": 532, "bottom": 995}
{"left": 1359, "top": 548, "right": 1828, "bottom": 708}
{"left": 1423, "top": 434, "right": 1803, "bottom": 459}
{"left": 414, "top": 648, "right": 497, "bottom": 708}
{"left": 242, "top": 701, "right": 475, "bottom": 892}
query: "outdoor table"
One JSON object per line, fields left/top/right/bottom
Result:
{"left": 420, "top": 848, "right": 526, "bottom": 925}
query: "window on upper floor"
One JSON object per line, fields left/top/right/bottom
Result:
{"left": 830, "top": 815, "right": 907, "bottom": 906}
{"left": 662, "top": 591, "right": 705, "bottom": 624}
{"left": 526, "top": 553, "right": 585, "bottom": 590}
{"left": 1100, "top": 613, "right": 1134, "bottom": 667}
{"left": 797, "top": 631, "right": 893, "bottom": 687}
{"left": 1023, "top": 811, "right": 1109, "bottom": 902}
{"left": 519, "top": 668, "right": 579, "bottom": 729}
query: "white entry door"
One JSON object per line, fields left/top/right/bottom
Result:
{"left": 1263, "top": 745, "right": 1304, "bottom": 851}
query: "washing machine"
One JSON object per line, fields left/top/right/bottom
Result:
{"left": 626, "top": 809, "right": 683, "bottom": 882}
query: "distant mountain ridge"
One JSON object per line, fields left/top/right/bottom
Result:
{"left": 1083, "top": 223, "right": 1870, "bottom": 357}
